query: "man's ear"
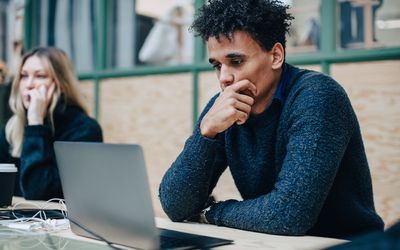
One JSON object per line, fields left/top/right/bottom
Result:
{"left": 270, "top": 43, "right": 284, "bottom": 70}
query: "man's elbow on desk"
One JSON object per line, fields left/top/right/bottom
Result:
{"left": 159, "top": 195, "right": 198, "bottom": 223}
{"left": 160, "top": 200, "right": 201, "bottom": 223}
{"left": 159, "top": 185, "right": 208, "bottom": 222}
{"left": 161, "top": 207, "right": 197, "bottom": 223}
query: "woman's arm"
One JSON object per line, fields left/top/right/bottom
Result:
{"left": 19, "top": 115, "right": 102, "bottom": 200}
{"left": 0, "top": 128, "right": 11, "bottom": 163}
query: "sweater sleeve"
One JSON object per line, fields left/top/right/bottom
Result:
{"left": 19, "top": 115, "right": 103, "bottom": 200}
{"left": 205, "top": 77, "right": 356, "bottom": 235}
{"left": 159, "top": 95, "right": 228, "bottom": 221}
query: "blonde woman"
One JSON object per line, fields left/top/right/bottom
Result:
{"left": 0, "top": 47, "right": 103, "bottom": 200}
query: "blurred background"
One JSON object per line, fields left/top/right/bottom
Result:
{"left": 0, "top": 0, "right": 399, "bottom": 228}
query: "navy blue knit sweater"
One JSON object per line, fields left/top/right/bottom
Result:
{"left": 0, "top": 100, "right": 103, "bottom": 200}
{"left": 159, "top": 64, "right": 384, "bottom": 239}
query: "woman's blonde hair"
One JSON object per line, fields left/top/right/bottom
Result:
{"left": 5, "top": 47, "right": 88, "bottom": 157}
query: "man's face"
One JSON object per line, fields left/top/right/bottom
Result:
{"left": 207, "top": 31, "right": 282, "bottom": 114}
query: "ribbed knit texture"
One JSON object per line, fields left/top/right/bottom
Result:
{"left": 0, "top": 101, "right": 103, "bottom": 200}
{"left": 159, "top": 64, "right": 384, "bottom": 239}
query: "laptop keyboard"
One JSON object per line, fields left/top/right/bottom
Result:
{"left": 158, "top": 228, "right": 233, "bottom": 249}
{"left": 160, "top": 235, "right": 199, "bottom": 249}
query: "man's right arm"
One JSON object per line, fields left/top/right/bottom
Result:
{"left": 159, "top": 81, "right": 255, "bottom": 221}
{"left": 159, "top": 95, "right": 228, "bottom": 222}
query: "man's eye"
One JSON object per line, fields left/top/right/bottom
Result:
{"left": 212, "top": 64, "right": 221, "bottom": 70}
{"left": 231, "top": 59, "right": 242, "bottom": 66}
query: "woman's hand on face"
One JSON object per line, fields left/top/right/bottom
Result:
{"left": 27, "top": 83, "right": 56, "bottom": 125}
{"left": 200, "top": 79, "right": 257, "bottom": 138}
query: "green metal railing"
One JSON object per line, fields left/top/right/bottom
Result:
{"left": 23, "top": 0, "right": 400, "bottom": 127}
{"left": 93, "top": 0, "right": 108, "bottom": 119}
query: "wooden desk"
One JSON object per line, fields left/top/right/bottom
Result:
{"left": 3, "top": 197, "right": 347, "bottom": 249}
{"left": 58, "top": 217, "right": 347, "bottom": 250}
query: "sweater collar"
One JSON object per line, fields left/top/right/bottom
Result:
{"left": 273, "top": 63, "right": 289, "bottom": 105}
{"left": 246, "top": 63, "right": 293, "bottom": 124}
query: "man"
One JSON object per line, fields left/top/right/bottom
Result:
{"left": 159, "top": 0, "right": 384, "bottom": 239}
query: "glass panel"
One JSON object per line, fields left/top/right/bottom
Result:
{"left": 0, "top": 1, "right": 8, "bottom": 62}
{"left": 338, "top": 0, "right": 400, "bottom": 49}
{"left": 106, "top": 0, "right": 136, "bottom": 69}
{"left": 28, "top": 0, "right": 96, "bottom": 73}
{"left": 135, "top": 0, "right": 194, "bottom": 66}
{"left": 375, "top": 0, "right": 400, "bottom": 47}
{"left": 27, "top": 0, "right": 138, "bottom": 72}
{"left": 286, "top": 0, "right": 321, "bottom": 54}
{"left": 0, "top": 0, "right": 24, "bottom": 76}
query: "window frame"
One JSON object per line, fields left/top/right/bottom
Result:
{"left": 23, "top": 0, "right": 400, "bottom": 126}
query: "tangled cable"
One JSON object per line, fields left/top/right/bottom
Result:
{"left": 0, "top": 198, "right": 69, "bottom": 233}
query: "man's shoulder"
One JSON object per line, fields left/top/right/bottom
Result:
{"left": 289, "top": 65, "right": 336, "bottom": 86}
{"left": 287, "top": 65, "right": 347, "bottom": 99}
{"left": 283, "top": 65, "right": 354, "bottom": 119}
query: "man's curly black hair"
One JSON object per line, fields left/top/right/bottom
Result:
{"left": 190, "top": 0, "right": 293, "bottom": 52}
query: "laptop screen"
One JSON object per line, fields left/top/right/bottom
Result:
{"left": 54, "top": 142, "right": 233, "bottom": 249}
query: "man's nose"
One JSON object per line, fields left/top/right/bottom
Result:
{"left": 219, "top": 65, "right": 234, "bottom": 86}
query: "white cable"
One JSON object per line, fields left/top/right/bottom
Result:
{"left": 2, "top": 198, "right": 70, "bottom": 233}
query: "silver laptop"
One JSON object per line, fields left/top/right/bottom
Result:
{"left": 54, "top": 142, "right": 232, "bottom": 250}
